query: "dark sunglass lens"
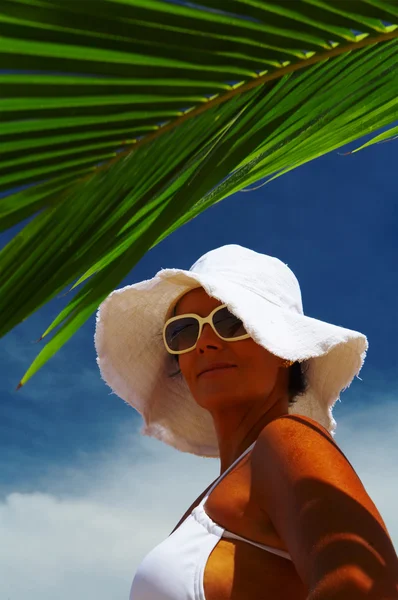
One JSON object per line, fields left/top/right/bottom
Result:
{"left": 213, "top": 307, "right": 247, "bottom": 338}
{"left": 165, "top": 317, "right": 199, "bottom": 352}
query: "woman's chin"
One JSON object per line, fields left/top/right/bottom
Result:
{"left": 193, "top": 390, "right": 244, "bottom": 410}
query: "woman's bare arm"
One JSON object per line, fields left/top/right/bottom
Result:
{"left": 251, "top": 414, "right": 398, "bottom": 599}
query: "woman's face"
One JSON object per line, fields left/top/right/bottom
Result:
{"left": 173, "top": 287, "right": 289, "bottom": 412}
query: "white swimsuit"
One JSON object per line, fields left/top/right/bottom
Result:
{"left": 130, "top": 440, "right": 291, "bottom": 600}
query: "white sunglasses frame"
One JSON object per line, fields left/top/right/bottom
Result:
{"left": 163, "top": 303, "right": 251, "bottom": 355}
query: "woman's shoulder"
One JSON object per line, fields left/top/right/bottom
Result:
{"left": 250, "top": 412, "right": 380, "bottom": 522}
{"left": 253, "top": 413, "right": 345, "bottom": 466}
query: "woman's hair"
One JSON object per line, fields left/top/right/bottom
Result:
{"left": 164, "top": 304, "right": 309, "bottom": 406}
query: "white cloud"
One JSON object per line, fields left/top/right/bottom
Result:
{"left": 0, "top": 425, "right": 219, "bottom": 600}
{"left": 1, "top": 399, "right": 397, "bottom": 600}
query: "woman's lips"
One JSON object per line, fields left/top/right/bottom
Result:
{"left": 198, "top": 366, "right": 237, "bottom": 377}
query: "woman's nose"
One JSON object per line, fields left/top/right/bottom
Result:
{"left": 196, "top": 323, "right": 222, "bottom": 352}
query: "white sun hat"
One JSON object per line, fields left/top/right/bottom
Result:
{"left": 94, "top": 244, "right": 368, "bottom": 458}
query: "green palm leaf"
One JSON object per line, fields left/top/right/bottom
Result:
{"left": 0, "top": 0, "right": 397, "bottom": 389}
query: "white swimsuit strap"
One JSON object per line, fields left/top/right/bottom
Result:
{"left": 199, "top": 440, "right": 257, "bottom": 508}
{"left": 222, "top": 530, "right": 292, "bottom": 560}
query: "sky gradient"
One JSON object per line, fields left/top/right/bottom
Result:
{"left": 1, "top": 133, "right": 397, "bottom": 599}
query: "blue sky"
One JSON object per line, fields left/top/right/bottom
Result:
{"left": 1, "top": 133, "right": 397, "bottom": 599}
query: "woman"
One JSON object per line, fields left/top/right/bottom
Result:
{"left": 95, "top": 244, "right": 398, "bottom": 599}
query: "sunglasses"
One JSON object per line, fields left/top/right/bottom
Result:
{"left": 163, "top": 304, "right": 251, "bottom": 355}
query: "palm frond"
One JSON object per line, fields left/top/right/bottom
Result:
{"left": 347, "top": 123, "right": 398, "bottom": 153}
{"left": 0, "top": 0, "right": 397, "bottom": 388}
